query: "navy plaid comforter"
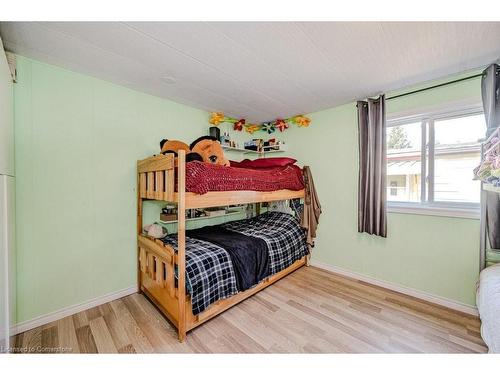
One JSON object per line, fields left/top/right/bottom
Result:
{"left": 223, "top": 211, "right": 309, "bottom": 275}
{"left": 162, "top": 211, "right": 308, "bottom": 315}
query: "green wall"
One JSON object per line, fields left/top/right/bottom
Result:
{"left": 281, "top": 73, "right": 483, "bottom": 306}
{"left": 14, "top": 56, "right": 208, "bottom": 323}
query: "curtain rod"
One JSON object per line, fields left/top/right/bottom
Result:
{"left": 386, "top": 72, "right": 484, "bottom": 101}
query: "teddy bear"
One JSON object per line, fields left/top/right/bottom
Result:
{"left": 160, "top": 139, "right": 191, "bottom": 156}
{"left": 189, "top": 136, "right": 230, "bottom": 167}
{"left": 159, "top": 136, "right": 229, "bottom": 166}
{"left": 160, "top": 138, "right": 203, "bottom": 163}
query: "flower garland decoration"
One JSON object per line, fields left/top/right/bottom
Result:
{"left": 261, "top": 122, "right": 275, "bottom": 134}
{"left": 209, "top": 112, "right": 226, "bottom": 126}
{"left": 275, "top": 118, "right": 289, "bottom": 132}
{"left": 208, "top": 112, "right": 311, "bottom": 134}
{"left": 233, "top": 118, "right": 245, "bottom": 131}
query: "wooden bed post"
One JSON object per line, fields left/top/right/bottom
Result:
{"left": 137, "top": 168, "right": 143, "bottom": 294}
{"left": 177, "top": 150, "right": 187, "bottom": 342}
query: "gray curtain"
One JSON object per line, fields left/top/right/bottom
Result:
{"left": 482, "top": 64, "right": 500, "bottom": 136}
{"left": 357, "top": 95, "right": 387, "bottom": 237}
{"left": 482, "top": 63, "right": 500, "bottom": 250}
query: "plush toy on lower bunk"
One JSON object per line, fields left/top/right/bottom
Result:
{"left": 159, "top": 136, "right": 229, "bottom": 166}
{"left": 143, "top": 223, "right": 168, "bottom": 239}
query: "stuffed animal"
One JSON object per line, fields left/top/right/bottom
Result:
{"left": 160, "top": 139, "right": 191, "bottom": 156}
{"left": 159, "top": 139, "right": 203, "bottom": 162}
{"left": 143, "top": 223, "right": 168, "bottom": 239}
{"left": 159, "top": 136, "right": 229, "bottom": 166}
{"left": 189, "top": 136, "right": 230, "bottom": 167}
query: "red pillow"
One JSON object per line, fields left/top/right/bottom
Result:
{"left": 230, "top": 157, "right": 297, "bottom": 169}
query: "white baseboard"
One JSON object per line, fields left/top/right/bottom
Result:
{"left": 11, "top": 285, "right": 138, "bottom": 335}
{"left": 11, "top": 263, "right": 478, "bottom": 334}
{"left": 310, "top": 261, "right": 478, "bottom": 316}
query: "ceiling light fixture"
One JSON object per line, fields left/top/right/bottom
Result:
{"left": 162, "top": 76, "right": 177, "bottom": 84}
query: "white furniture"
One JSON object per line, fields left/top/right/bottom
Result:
{"left": 477, "top": 264, "right": 500, "bottom": 353}
{"left": 0, "top": 37, "right": 15, "bottom": 353}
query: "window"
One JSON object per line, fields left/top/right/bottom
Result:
{"left": 387, "top": 121, "right": 422, "bottom": 203}
{"left": 386, "top": 106, "right": 485, "bottom": 218}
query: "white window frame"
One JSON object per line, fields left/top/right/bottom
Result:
{"left": 386, "top": 102, "right": 483, "bottom": 219}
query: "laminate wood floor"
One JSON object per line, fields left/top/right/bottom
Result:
{"left": 12, "top": 266, "right": 487, "bottom": 353}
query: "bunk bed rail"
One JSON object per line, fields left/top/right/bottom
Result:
{"left": 138, "top": 235, "right": 176, "bottom": 298}
{"left": 137, "top": 154, "right": 175, "bottom": 201}
{"left": 137, "top": 233, "right": 184, "bottom": 327}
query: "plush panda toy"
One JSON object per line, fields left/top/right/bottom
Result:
{"left": 159, "top": 136, "right": 229, "bottom": 167}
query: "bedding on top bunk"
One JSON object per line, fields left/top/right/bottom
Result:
{"left": 161, "top": 211, "right": 308, "bottom": 315}
{"left": 184, "top": 160, "right": 304, "bottom": 194}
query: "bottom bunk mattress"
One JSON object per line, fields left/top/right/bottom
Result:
{"left": 161, "top": 211, "right": 308, "bottom": 315}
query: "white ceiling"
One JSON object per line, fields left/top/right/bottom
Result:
{"left": 1, "top": 22, "right": 500, "bottom": 121}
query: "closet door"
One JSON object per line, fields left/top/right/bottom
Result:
{"left": 0, "top": 36, "right": 15, "bottom": 354}
{"left": 0, "top": 175, "right": 14, "bottom": 353}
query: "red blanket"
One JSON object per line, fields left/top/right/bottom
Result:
{"left": 185, "top": 161, "right": 304, "bottom": 194}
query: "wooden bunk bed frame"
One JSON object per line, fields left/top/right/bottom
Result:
{"left": 137, "top": 150, "right": 306, "bottom": 342}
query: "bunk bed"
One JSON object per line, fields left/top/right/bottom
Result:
{"left": 136, "top": 150, "right": 307, "bottom": 342}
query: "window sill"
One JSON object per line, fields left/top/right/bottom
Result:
{"left": 387, "top": 203, "right": 480, "bottom": 219}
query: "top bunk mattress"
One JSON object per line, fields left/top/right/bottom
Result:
{"left": 185, "top": 161, "right": 304, "bottom": 194}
